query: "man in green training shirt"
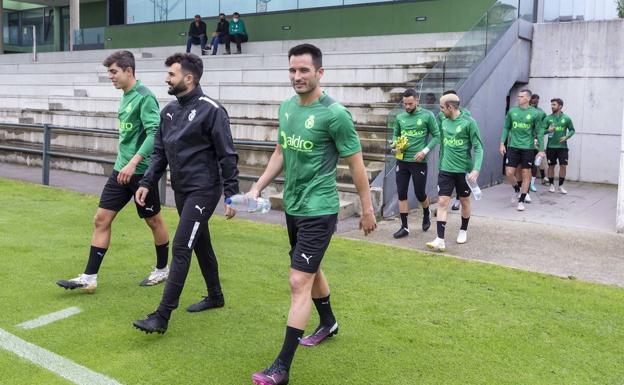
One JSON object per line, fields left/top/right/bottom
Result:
{"left": 544, "top": 98, "right": 575, "bottom": 194}
{"left": 391, "top": 88, "right": 439, "bottom": 238}
{"left": 499, "top": 89, "right": 545, "bottom": 211}
{"left": 249, "top": 44, "right": 377, "bottom": 385}
{"left": 426, "top": 93, "right": 483, "bottom": 252}
{"left": 529, "top": 94, "right": 548, "bottom": 188}
{"left": 57, "top": 50, "right": 169, "bottom": 293}
{"left": 437, "top": 90, "right": 471, "bottom": 211}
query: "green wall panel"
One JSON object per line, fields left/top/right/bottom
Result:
{"left": 80, "top": 1, "right": 107, "bottom": 29}
{"left": 105, "top": 0, "right": 496, "bottom": 49}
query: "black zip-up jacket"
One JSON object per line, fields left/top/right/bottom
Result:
{"left": 140, "top": 86, "right": 239, "bottom": 199}
{"left": 215, "top": 20, "right": 229, "bottom": 35}
{"left": 188, "top": 21, "right": 207, "bottom": 38}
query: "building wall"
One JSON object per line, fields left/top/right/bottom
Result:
{"left": 528, "top": 20, "right": 624, "bottom": 184}
{"left": 80, "top": 1, "right": 107, "bottom": 29}
{"left": 105, "top": 0, "right": 496, "bottom": 49}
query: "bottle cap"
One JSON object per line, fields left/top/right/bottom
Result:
{"left": 225, "top": 197, "right": 232, "bottom": 205}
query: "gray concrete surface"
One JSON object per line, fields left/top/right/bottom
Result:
{"left": 2, "top": 163, "right": 622, "bottom": 287}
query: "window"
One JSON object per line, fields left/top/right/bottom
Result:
{"left": 127, "top": 0, "right": 155, "bottom": 24}
{"left": 186, "top": 0, "right": 220, "bottom": 19}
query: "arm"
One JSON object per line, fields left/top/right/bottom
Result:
{"left": 137, "top": 122, "right": 168, "bottom": 204}
{"left": 210, "top": 108, "right": 240, "bottom": 200}
{"left": 415, "top": 113, "right": 440, "bottom": 161}
{"left": 562, "top": 117, "right": 575, "bottom": 142}
{"left": 468, "top": 120, "right": 484, "bottom": 183}
{"left": 117, "top": 96, "right": 160, "bottom": 184}
{"left": 499, "top": 112, "right": 511, "bottom": 155}
{"left": 249, "top": 145, "right": 284, "bottom": 198}
{"left": 345, "top": 152, "right": 377, "bottom": 235}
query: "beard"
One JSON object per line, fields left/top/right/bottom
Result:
{"left": 167, "top": 80, "right": 188, "bottom": 96}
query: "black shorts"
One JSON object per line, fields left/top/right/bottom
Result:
{"left": 546, "top": 148, "right": 569, "bottom": 166}
{"left": 286, "top": 213, "right": 338, "bottom": 274}
{"left": 98, "top": 170, "right": 161, "bottom": 218}
{"left": 505, "top": 147, "right": 534, "bottom": 169}
{"left": 438, "top": 171, "right": 470, "bottom": 198}
{"left": 395, "top": 161, "right": 428, "bottom": 202}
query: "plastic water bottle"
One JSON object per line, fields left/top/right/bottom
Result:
{"left": 534, "top": 153, "right": 544, "bottom": 167}
{"left": 225, "top": 194, "right": 271, "bottom": 214}
{"left": 465, "top": 174, "right": 483, "bottom": 201}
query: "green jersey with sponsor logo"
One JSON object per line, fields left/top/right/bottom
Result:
{"left": 544, "top": 112, "right": 575, "bottom": 149}
{"left": 392, "top": 107, "right": 440, "bottom": 162}
{"left": 501, "top": 106, "right": 544, "bottom": 150}
{"left": 114, "top": 80, "right": 160, "bottom": 175}
{"left": 278, "top": 92, "right": 362, "bottom": 217}
{"left": 439, "top": 113, "right": 484, "bottom": 173}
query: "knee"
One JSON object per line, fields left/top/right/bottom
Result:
{"left": 144, "top": 214, "right": 163, "bottom": 230}
{"left": 93, "top": 212, "right": 112, "bottom": 230}
{"left": 417, "top": 193, "right": 427, "bottom": 203}
{"left": 438, "top": 198, "right": 450, "bottom": 210}
{"left": 289, "top": 273, "right": 312, "bottom": 295}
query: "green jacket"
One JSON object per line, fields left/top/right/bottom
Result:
{"left": 229, "top": 19, "right": 247, "bottom": 36}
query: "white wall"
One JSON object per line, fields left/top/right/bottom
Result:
{"left": 528, "top": 20, "right": 624, "bottom": 184}
{"left": 618, "top": 108, "right": 624, "bottom": 233}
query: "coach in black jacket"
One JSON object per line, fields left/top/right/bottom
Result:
{"left": 133, "top": 52, "right": 239, "bottom": 334}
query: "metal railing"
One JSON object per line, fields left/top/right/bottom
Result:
{"left": 0, "top": 122, "right": 287, "bottom": 203}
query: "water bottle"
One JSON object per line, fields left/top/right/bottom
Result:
{"left": 534, "top": 153, "right": 544, "bottom": 167}
{"left": 225, "top": 194, "right": 271, "bottom": 214}
{"left": 465, "top": 174, "right": 483, "bottom": 201}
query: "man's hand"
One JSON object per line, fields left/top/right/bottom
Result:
{"left": 414, "top": 151, "right": 426, "bottom": 162}
{"left": 499, "top": 143, "right": 506, "bottom": 156}
{"left": 537, "top": 151, "right": 546, "bottom": 158}
{"left": 224, "top": 204, "right": 236, "bottom": 220}
{"left": 359, "top": 211, "right": 377, "bottom": 236}
{"left": 248, "top": 185, "right": 261, "bottom": 199}
{"left": 559, "top": 136, "right": 567, "bottom": 143}
{"left": 467, "top": 170, "right": 479, "bottom": 184}
{"left": 135, "top": 187, "right": 149, "bottom": 207}
{"left": 117, "top": 162, "right": 137, "bottom": 185}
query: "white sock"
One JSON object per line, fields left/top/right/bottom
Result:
{"left": 531, "top": 177, "right": 536, "bottom": 185}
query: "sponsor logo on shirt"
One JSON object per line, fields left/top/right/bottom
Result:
{"left": 512, "top": 121, "right": 532, "bottom": 129}
{"left": 443, "top": 137, "right": 464, "bottom": 146}
{"left": 280, "top": 131, "right": 314, "bottom": 152}
{"left": 417, "top": 118, "right": 423, "bottom": 126}
{"left": 118, "top": 120, "right": 134, "bottom": 132}
{"left": 403, "top": 129, "right": 425, "bottom": 137}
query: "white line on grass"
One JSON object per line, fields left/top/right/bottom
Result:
{"left": 16, "top": 307, "right": 82, "bottom": 329}
{"left": 0, "top": 328, "right": 125, "bottom": 385}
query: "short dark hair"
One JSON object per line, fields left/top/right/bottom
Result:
{"left": 551, "top": 98, "right": 564, "bottom": 107}
{"left": 531, "top": 93, "right": 540, "bottom": 100}
{"left": 519, "top": 89, "right": 532, "bottom": 97}
{"left": 102, "top": 50, "right": 135, "bottom": 75}
{"left": 233, "top": 12, "right": 240, "bottom": 16}
{"left": 403, "top": 88, "right": 417, "bottom": 98}
{"left": 288, "top": 43, "right": 323, "bottom": 70}
{"left": 442, "top": 90, "right": 457, "bottom": 96}
{"left": 194, "top": 14, "right": 201, "bottom": 18}
{"left": 165, "top": 53, "right": 203, "bottom": 86}
{"left": 219, "top": 13, "right": 225, "bottom": 17}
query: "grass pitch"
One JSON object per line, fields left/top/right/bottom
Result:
{"left": 0, "top": 177, "right": 623, "bottom": 385}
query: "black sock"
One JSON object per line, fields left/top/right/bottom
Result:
{"left": 400, "top": 213, "right": 408, "bottom": 229}
{"left": 84, "top": 246, "right": 107, "bottom": 275}
{"left": 513, "top": 184, "right": 520, "bottom": 193}
{"left": 422, "top": 206, "right": 430, "bottom": 218}
{"left": 313, "top": 295, "right": 336, "bottom": 326}
{"left": 155, "top": 242, "right": 169, "bottom": 269}
{"left": 518, "top": 180, "right": 523, "bottom": 188}
{"left": 436, "top": 221, "right": 446, "bottom": 239}
{"left": 276, "top": 326, "right": 304, "bottom": 371}
{"left": 559, "top": 177, "right": 565, "bottom": 186}
{"left": 460, "top": 216, "right": 470, "bottom": 231}
{"left": 519, "top": 193, "right": 527, "bottom": 203}
{"left": 540, "top": 169, "right": 545, "bottom": 178}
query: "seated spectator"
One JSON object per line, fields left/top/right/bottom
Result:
{"left": 186, "top": 15, "right": 208, "bottom": 55}
{"left": 224, "top": 12, "right": 248, "bottom": 55}
{"left": 208, "top": 13, "right": 229, "bottom": 56}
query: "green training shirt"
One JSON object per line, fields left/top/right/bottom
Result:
{"left": 278, "top": 92, "right": 362, "bottom": 217}
{"left": 439, "top": 113, "right": 484, "bottom": 173}
{"left": 501, "top": 106, "right": 544, "bottom": 151}
{"left": 544, "top": 112, "right": 575, "bottom": 149}
{"left": 392, "top": 107, "right": 440, "bottom": 162}
{"left": 114, "top": 80, "right": 160, "bottom": 175}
